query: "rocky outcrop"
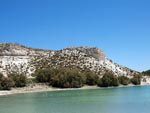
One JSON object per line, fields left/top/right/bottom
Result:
{"left": 64, "top": 47, "right": 106, "bottom": 60}
{"left": 0, "top": 43, "right": 138, "bottom": 77}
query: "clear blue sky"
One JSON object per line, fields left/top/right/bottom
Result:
{"left": 0, "top": 0, "right": 150, "bottom": 72}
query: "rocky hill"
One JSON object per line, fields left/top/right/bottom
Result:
{"left": 0, "top": 43, "right": 138, "bottom": 77}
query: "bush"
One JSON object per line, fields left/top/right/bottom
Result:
{"left": 0, "top": 77, "right": 14, "bottom": 90}
{"left": 0, "top": 73, "right": 3, "bottom": 81}
{"left": 118, "top": 76, "right": 130, "bottom": 85}
{"left": 131, "top": 74, "right": 141, "bottom": 85}
{"left": 8, "top": 73, "right": 27, "bottom": 87}
{"left": 98, "top": 72, "right": 119, "bottom": 87}
{"left": 34, "top": 69, "right": 53, "bottom": 83}
{"left": 27, "top": 78, "right": 36, "bottom": 84}
{"left": 84, "top": 71, "right": 98, "bottom": 85}
{"left": 51, "top": 68, "right": 85, "bottom": 88}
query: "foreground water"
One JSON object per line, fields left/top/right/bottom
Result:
{"left": 0, "top": 86, "right": 150, "bottom": 113}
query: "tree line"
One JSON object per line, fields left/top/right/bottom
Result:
{"left": 0, "top": 68, "right": 141, "bottom": 90}
{"left": 142, "top": 70, "right": 150, "bottom": 76}
{"left": 0, "top": 73, "right": 27, "bottom": 90}
{"left": 34, "top": 68, "right": 141, "bottom": 88}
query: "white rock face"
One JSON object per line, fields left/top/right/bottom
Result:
{"left": 0, "top": 56, "right": 32, "bottom": 76}
{"left": 141, "top": 76, "right": 150, "bottom": 85}
{"left": 0, "top": 43, "right": 138, "bottom": 77}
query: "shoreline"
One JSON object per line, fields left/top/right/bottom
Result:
{"left": 0, "top": 84, "right": 99, "bottom": 96}
{"left": 0, "top": 83, "right": 149, "bottom": 96}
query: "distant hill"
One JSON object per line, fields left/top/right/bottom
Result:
{"left": 0, "top": 43, "right": 138, "bottom": 77}
{"left": 142, "top": 70, "right": 150, "bottom": 76}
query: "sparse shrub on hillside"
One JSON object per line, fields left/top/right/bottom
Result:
{"left": 118, "top": 76, "right": 130, "bottom": 85}
{"left": 84, "top": 71, "right": 98, "bottom": 85}
{"left": 130, "top": 74, "right": 141, "bottom": 85}
{"left": 98, "top": 72, "right": 119, "bottom": 87}
{"left": 8, "top": 73, "right": 27, "bottom": 87}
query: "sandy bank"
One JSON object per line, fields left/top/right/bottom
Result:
{"left": 0, "top": 83, "right": 149, "bottom": 96}
{"left": 0, "top": 84, "right": 98, "bottom": 96}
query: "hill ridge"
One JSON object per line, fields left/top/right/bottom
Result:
{"left": 0, "top": 43, "right": 138, "bottom": 77}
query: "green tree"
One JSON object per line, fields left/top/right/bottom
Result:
{"left": 51, "top": 68, "right": 85, "bottom": 88}
{"left": 98, "top": 72, "right": 119, "bottom": 87}
{"left": 118, "top": 76, "right": 130, "bottom": 85}
{"left": 34, "top": 68, "right": 53, "bottom": 83}
{"left": 0, "top": 77, "right": 14, "bottom": 90}
{"left": 0, "top": 73, "right": 3, "bottom": 81}
{"left": 131, "top": 74, "right": 141, "bottom": 85}
{"left": 84, "top": 71, "right": 98, "bottom": 85}
{"left": 8, "top": 73, "right": 27, "bottom": 87}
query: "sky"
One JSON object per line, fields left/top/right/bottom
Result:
{"left": 0, "top": 0, "right": 150, "bottom": 72}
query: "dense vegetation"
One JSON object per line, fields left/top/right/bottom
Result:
{"left": 34, "top": 68, "right": 101, "bottom": 88}
{"left": 34, "top": 68, "right": 142, "bottom": 88}
{"left": 118, "top": 76, "right": 130, "bottom": 85}
{"left": 0, "top": 77, "right": 14, "bottom": 90}
{"left": 84, "top": 71, "right": 98, "bottom": 85}
{"left": 34, "top": 68, "right": 85, "bottom": 88}
{"left": 51, "top": 68, "right": 85, "bottom": 88}
{"left": 97, "top": 72, "right": 119, "bottom": 87}
{"left": 142, "top": 70, "right": 150, "bottom": 76}
{"left": 8, "top": 73, "right": 27, "bottom": 87}
{"left": 0, "top": 68, "right": 142, "bottom": 90}
{"left": 130, "top": 74, "right": 141, "bottom": 85}
{"left": 34, "top": 69, "right": 53, "bottom": 83}
{"left": 0, "top": 73, "right": 27, "bottom": 90}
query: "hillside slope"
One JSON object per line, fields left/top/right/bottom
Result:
{"left": 0, "top": 43, "right": 137, "bottom": 77}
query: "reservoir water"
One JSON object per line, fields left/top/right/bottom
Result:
{"left": 0, "top": 86, "right": 150, "bottom": 113}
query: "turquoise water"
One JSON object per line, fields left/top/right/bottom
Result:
{"left": 0, "top": 86, "right": 150, "bottom": 113}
